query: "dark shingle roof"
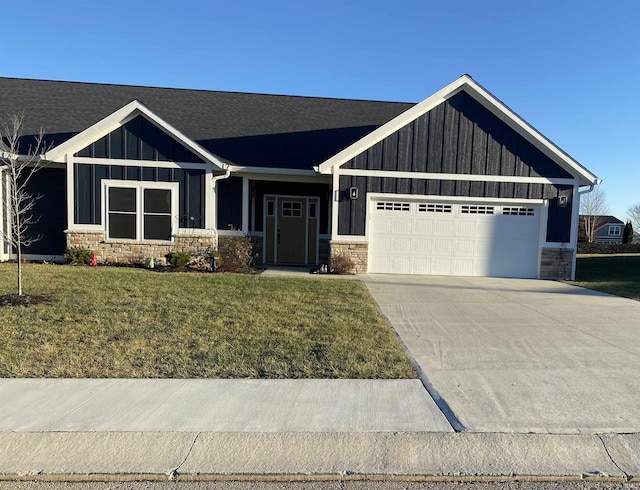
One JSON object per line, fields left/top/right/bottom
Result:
{"left": 579, "top": 215, "right": 624, "bottom": 225}
{"left": 0, "top": 77, "right": 414, "bottom": 170}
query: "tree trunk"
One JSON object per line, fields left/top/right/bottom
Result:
{"left": 17, "top": 242, "right": 22, "bottom": 296}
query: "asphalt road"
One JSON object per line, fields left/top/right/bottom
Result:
{"left": 1, "top": 481, "right": 639, "bottom": 490}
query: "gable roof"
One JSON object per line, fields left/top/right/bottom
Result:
{"left": 0, "top": 77, "right": 413, "bottom": 170}
{"left": 579, "top": 215, "right": 624, "bottom": 225}
{"left": 317, "top": 75, "right": 599, "bottom": 186}
{"left": 45, "top": 100, "right": 229, "bottom": 170}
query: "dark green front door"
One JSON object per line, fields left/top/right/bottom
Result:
{"left": 277, "top": 197, "right": 306, "bottom": 264}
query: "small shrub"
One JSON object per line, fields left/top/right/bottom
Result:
{"left": 218, "top": 235, "right": 255, "bottom": 272}
{"left": 165, "top": 251, "right": 191, "bottom": 267}
{"left": 330, "top": 252, "right": 355, "bottom": 275}
{"left": 64, "top": 246, "right": 93, "bottom": 265}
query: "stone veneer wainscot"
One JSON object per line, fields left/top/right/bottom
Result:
{"left": 329, "top": 241, "right": 368, "bottom": 274}
{"left": 65, "top": 230, "right": 215, "bottom": 264}
{"left": 540, "top": 248, "right": 574, "bottom": 280}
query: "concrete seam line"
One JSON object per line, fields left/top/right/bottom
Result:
{"left": 41, "top": 379, "right": 118, "bottom": 431}
{"left": 360, "top": 278, "right": 465, "bottom": 432}
{"left": 598, "top": 433, "right": 632, "bottom": 481}
{"left": 172, "top": 431, "right": 201, "bottom": 479}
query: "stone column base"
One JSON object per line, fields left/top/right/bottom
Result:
{"left": 329, "top": 241, "right": 368, "bottom": 274}
{"left": 540, "top": 248, "right": 574, "bottom": 280}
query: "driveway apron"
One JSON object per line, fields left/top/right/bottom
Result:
{"left": 361, "top": 274, "right": 640, "bottom": 434}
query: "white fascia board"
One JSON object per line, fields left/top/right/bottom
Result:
{"left": 229, "top": 165, "right": 318, "bottom": 177}
{"left": 317, "top": 75, "right": 599, "bottom": 186}
{"left": 339, "top": 168, "right": 576, "bottom": 185}
{"left": 45, "top": 100, "right": 228, "bottom": 171}
{"left": 230, "top": 166, "right": 331, "bottom": 184}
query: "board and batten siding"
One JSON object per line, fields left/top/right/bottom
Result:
{"left": 74, "top": 163, "right": 205, "bottom": 229}
{"left": 75, "top": 115, "right": 205, "bottom": 164}
{"left": 337, "top": 91, "right": 575, "bottom": 243}
{"left": 22, "top": 167, "right": 67, "bottom": 255}
{"left": 342, "top": 92, "right": 572, "bottom": 179}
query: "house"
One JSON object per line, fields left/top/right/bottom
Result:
{"left": 0, "top": 75, "right": 599, "bottom": 280}
{"left": 579, "top": 215, "right": 625, "bottom": 244}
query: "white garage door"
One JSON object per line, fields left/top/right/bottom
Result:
{"left": 368, "top": 200, "right": 542, "bottom": 278}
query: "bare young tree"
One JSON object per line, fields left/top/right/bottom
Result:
{"left": 628, "top": 204, "right": 640, "bottom": 241}
{"left": 579, "top": 186, "right": 609, "bottom": 243}
{"left": 0, "top": 113, "right": 46, "bottom": 296}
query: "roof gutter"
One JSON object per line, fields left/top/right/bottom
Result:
{"left": 578, "top": 178, "right": 603, "bottom": 197}
{"left": 212, "top": 168, "right": 231, "bottom": 185}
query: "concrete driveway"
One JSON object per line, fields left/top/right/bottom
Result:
{"left": 361, "top": 274, "right": 640, "bottom": 434}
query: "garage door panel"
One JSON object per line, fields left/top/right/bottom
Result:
{"left": 434, "top": 220, "right": 455, "bottom": 236}
{"left": 412, "top": 237, "right": 433, "bottom": 254}
{"left": 393, "top": 236, "right": 412, "bottom": 254}
{"left": 432, "top": 238, "right": 455, "bottom": 256}
{"left": 393, "top": 218, "right": 413, "bottom": 235}
{"left": 369, "top": 200, "right": 541, "bottom": 278}
{"left": 413, "top": 219, "right": 434, "bottom": 234}
{"left": 454, "top": 239, "right": 478, "bottom": 256}
{"left": 453, "top": 257, "right": 475, "bottom": 275}
{"left": 431, "top": 257, "right": 452, "bottom": 275}
{"left": 455, "top": 220, "right": 479, "bottom": 237}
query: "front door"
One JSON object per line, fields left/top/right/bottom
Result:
{"left": 277, "top": 197, "right": 306, "bottom": 264}
{"left": 264, "top": 195, "right": 319, "bottom": 265}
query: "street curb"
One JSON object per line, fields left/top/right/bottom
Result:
{"left": 1, "top": 431, "right": 639, "bottom": 482}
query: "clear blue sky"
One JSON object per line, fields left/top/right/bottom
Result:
{"left": 3, "top": 0, "right": 638, "bottom": 220}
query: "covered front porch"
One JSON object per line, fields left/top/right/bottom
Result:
{"left": 216, "top": 175, "right": 332, "bottom": 267}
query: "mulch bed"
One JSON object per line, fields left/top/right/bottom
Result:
{"left": 0, "top": 293, "right": 52, "bottom": 307}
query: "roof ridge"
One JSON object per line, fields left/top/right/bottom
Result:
{"left": 0, "top": 76, "right": 416, "bottom": 105}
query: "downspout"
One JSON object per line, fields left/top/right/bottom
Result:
{"left": 572, "top": 179, "right": 603, "bottom": 279}
{"left": 211, "top": 167, "right": 231, "bottom": 249}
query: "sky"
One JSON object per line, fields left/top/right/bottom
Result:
{"left": 2, "top": 0, "right": 639, "bottom": 221}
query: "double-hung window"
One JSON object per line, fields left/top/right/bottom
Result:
{"left": 105, "top": 181, "right": 177, "bottom": 241}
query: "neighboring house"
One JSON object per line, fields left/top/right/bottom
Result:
{"left": 579, "top": 215, "right": 625, "bottom": 244}
{"left": 0, "top": 75, "right": 599, "bottom": 280}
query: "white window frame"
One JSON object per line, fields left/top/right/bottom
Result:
{"left": 103, "top": 179, "right": 179, "bottom": 242}
{"left": 609, "top": 225, "right": 621, "bottom": 236}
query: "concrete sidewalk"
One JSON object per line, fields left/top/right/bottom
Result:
{"left": 1, "top": 378, "right": 640, "bottom": 482}
{"left": 0, "top": 379, "right": 449, "bottom": 432}
{"left": 1, "top": 379, "right": 639, "bottom": 482}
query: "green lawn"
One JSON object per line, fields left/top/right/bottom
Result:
{"left": 572, "top": 254, "right": 640, "bottom": 301}
{"left": 0, "top": 263, "right": 416, "bottom": 379}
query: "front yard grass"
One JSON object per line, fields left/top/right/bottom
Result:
{"left": 0, "top": 263, "right": 416, "bottom": 379}
{"left": 572, "top": 254, "right": 640, "bottom": 301}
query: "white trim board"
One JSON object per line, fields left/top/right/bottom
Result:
{"left": 338, "top": 168, "right": 576, "bottom": 185}
{"left": 317, "top": 75, "right": 599, "bottom": 186}
{"left": 73, "top": 157, "right": 211, "bottom": 170}
{"left": 229, "top": 165, "right": 321, "bottom": 178}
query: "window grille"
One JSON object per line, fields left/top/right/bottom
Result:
{"left": 461, "top": 205, "right": 494, "bottom": 215}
